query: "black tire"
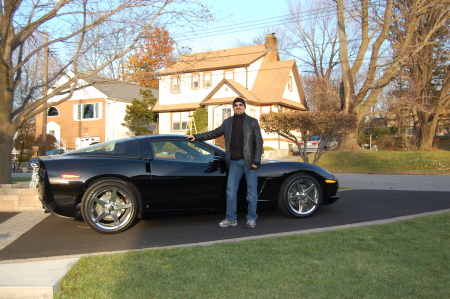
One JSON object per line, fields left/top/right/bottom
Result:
{"left": 278, "top": 174, "right": 323, "bottom": 218}
{"left": 81, "top": 179, "right": 139, "bottom": 234}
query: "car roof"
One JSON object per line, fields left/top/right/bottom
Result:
{"left": 134, "top": 134, "right": 187, "bottom": 141}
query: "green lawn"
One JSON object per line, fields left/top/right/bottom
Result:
{"left": 316, "top": 150, "right": 450, "bottom": 175}
{"left": 55, "top": 212, "right": 449, "bottom": 298}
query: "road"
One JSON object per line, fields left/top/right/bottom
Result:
{"left": 0, "top": 189, "right": 449, "bottom": 261}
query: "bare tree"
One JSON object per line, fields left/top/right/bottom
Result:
{"left": 389, "top": 0, "right": 450, "bottom": 150}
{"left": 0, "top": 0, "right": 213, "bottom": 183}
{"left": 283, "top": 1, "right": 350, "bottom": 111}
{"left": 335, "top": 0, "right": 450, "bottom": 149}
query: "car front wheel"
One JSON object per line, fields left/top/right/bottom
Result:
{"left": 81, "top": 179, "right": 139, "bottom": 234}
{"left": 278, "top": 174, "right": 323, "bottom": 218}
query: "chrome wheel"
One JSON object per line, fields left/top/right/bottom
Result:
{"left": 81, "top": 180, "right": 138, "bottom": 233}
{"left": 278, "top": 174, "right": 322, "bottom": 218}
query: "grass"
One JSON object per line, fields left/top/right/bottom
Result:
{"left": 11, "top": 177, "right": 31, "bottom": 182}
{"left": 55, "top": 212, "right": 450, "bottom": 298}
{"left": 316, "top": 150, "right": 450, "bottom": 175}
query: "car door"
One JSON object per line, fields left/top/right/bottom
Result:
{"left": 149, "top": 140, "right": 226, "bottom": 210}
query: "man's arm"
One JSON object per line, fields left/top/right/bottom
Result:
{"left": 252, "top": 119, "right": 263, "bottom": 167}
{"left": 186, "top": 124, "right": 225, "bottom": 142}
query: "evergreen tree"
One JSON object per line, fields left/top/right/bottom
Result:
{"left": 122, "top": 89, "right": 158, "bottom": 136}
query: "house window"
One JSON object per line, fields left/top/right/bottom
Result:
{"left": 261, "top": 106, "right": 271, "bottom": 114}
{"left": 224, "top": 69, "right": 234, "bottom": 81}
{"left": 171, "top": 76, "right": 180, "bottom": 93}
{"left": 47, "top": 107, "right": 59, "bottom": 116}
{"left": 172, "top": 112, "right": 189, "bottom": 131}
{"left": 204, "top": 72, "right": 212, "bottom": 88}
{"left": 288, "top": 77, "right": 293, "bottom": 91}
{"left": 192, "top": 73, "right": 199, "bottom": 90}
{"left": 75, "top": 103, "right": 101, "bottom": 120}
{"left": 222, "top": 108, "right": 231, "bottom": 121}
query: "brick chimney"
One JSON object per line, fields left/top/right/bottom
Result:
{"left": 265, "top": 33, "right": 279, "bottom": 62}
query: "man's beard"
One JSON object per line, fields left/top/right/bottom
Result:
{"left": 234, "top": 110, "right": 244, "bottom": 115}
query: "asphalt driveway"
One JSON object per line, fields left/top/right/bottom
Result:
{"left": 1, "top": 189, "right": 449, "bottom": 261}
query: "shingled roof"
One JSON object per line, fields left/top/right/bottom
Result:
{"left": 82, "top": 76, "right": 157, "bottom": 102}
{"left": 160, "top": 45, "right": 267, "bottom": 75}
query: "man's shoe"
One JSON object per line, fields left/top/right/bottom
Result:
{"left": 218, "top": 219, "right": 238, "bottom": 228}
{"left": 245, "top": 220, "right": 256, "bottom": 229}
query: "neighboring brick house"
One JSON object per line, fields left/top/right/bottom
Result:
{"left": 153, "top": 33, "right": 308, "bottom": 150}
{"left": 35, "top": 74, "right": 156, "bottom": 150}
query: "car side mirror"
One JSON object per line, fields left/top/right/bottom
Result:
{"left": 205, "top": 156, "right": 226, "bottom": 174}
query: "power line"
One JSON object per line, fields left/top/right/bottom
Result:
{"left": 173, "top": 5, "right": 337, "bottom": 41}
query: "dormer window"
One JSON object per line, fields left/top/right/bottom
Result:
{"left": 204, "top": 72, "right": 212, "bottom": 88}
{"left": 171, "top": 76, "right": 180, "bottom": 93}
{"left": 192, "top": 73, "right": 199, "bottom": 90}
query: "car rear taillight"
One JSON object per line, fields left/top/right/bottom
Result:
{"left": 311, "top": 142, "right": 319, "bottom": 145}
{"left": 61, "top": 174, "right": 81, "bottom": 179}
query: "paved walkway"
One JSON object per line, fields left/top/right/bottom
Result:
{"left": 0, "top": 211, "right": 49, "bottom": 251}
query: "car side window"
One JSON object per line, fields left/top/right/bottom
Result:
{"left": 151, "top": 141, "right": 215, "bottom": 163}
{"left": 67, "top": 140, "right": 139, "bottom": 158}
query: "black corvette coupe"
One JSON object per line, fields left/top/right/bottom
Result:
{"left": 32, "top": 135, "right": 339, "bottom": 234}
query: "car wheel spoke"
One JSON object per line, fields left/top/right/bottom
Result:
{"left": 115, "top": 203, "right": 132, "bottom": 210}
{"left": 304, "top": 184, "right": 315, "bottom": 194}
{"left": 94, "top": 211, "right": 108, "bottom": 223}
{"left": 111, "top": 213, "right": 121, "bottom": 226}
{"left": 93, "top": 197, "right": 107, "bottom": 207}
{"left": 109, "top": 188, "right": 117, "bottom": 204}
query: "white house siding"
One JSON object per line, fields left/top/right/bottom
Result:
{"left": 105, "top": 99, "right": 132, "bottom": 141}
{"left": 158, "top": 113, "right": 173, "bottom": 134}
{"left": 282, "top": 69, "right": 302, "bottom": 103}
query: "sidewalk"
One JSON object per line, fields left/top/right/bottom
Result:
{"left": 1, "top": 166, "right": 449, "bottom": 298}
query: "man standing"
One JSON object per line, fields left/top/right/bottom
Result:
{"left": 186, "top": 97, "right": 263, "bottom": 228}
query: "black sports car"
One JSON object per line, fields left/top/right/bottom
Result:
{"left": 32, "top": 135, "right": 339, "bottom": 234}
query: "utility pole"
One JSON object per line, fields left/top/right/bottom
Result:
{"left": 41, "top": 33, "right": 49, "bottom": 155}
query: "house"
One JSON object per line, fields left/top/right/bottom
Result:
{"left": 153, "top": 33, "right": 308, "bottom": 150}
{"left": 35, "top": 74, "right": 157, "bottom": 150}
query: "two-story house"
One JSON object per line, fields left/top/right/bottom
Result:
{"left": 35, "top": 74, "right": 156, "bottom": 150}
{"left": 153, "top": 33, "right": 307, "bottom": 150}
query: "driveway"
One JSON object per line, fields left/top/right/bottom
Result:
{"left": 0, "top": 188, "right": 449, "bottom": 261}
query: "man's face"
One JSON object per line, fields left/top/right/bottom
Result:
{"left": 233, "top": 102, "right": 245, "bottom": 115}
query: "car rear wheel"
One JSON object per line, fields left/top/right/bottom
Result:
{"left": 81, "top": 180, "right": 139, "bottom": 234}
{"left": 278, "top": 174, "right": 323, "bottom": 218}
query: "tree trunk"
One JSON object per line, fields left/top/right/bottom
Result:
{"left": 417, "top": 113, "right": 438, "bottom": 151}
{"left": 0, "top": 130, "right": 14, "bottom": 184}
{"left": 338, "top": 131, "right": 361, "bottom": 150}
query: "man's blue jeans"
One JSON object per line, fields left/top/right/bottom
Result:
{"left": 225, "top": 159, "right": 258, "bottom": 222}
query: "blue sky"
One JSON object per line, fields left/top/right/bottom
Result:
{"left": 175, "top": 0, "right": 294, "bottom": 53}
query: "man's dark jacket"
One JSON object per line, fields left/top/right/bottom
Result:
{"left": 193, "top": 114, "right": 263, "bottom": 170}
